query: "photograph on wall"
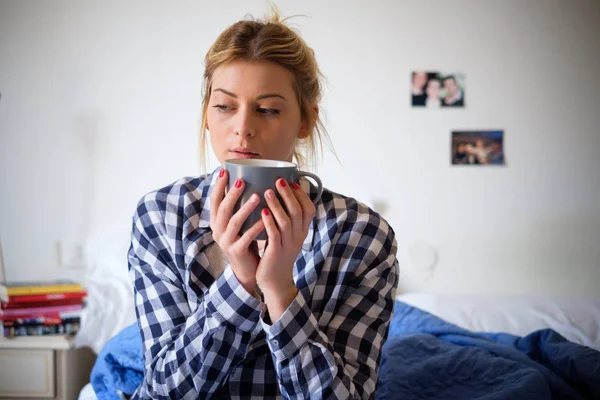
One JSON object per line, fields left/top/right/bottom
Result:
{"left": 411, "top": 71, "right": 465, "bottom": 108}
{"left": 451, "top": 130, "right": 505, "bottom": 166}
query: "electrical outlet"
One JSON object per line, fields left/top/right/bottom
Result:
{"left": 57, "top": 240, "right": 85, "bottom": 268}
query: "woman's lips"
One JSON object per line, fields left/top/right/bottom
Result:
{"left": 229, "top": 151, "right": 260, "bottom": 159}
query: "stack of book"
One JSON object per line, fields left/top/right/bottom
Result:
{"left": 0, "top": 280, "right": 86, "bottom": 338}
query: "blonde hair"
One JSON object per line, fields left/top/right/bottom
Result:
{"left": 199, "top": 5, "right": 334, "bottom": 173}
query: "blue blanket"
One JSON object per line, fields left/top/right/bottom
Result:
{"left": 377, "top": 301, "right": 600, "bottom": 400}
{"left": 91, "top": 304, "right": 600, "bottom": 399}
{"left": 90, "top": 323, "right": 144, "bottom": 400}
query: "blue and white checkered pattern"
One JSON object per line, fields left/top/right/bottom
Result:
{"left": 128, "top": 169, "right": 399, "bottom": 399}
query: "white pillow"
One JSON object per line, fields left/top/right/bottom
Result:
{"left": 397, "top": 293, "right": 600, "bottom": 351}
{"left": 75, "top": 226, "right": 137, "bottom": 354}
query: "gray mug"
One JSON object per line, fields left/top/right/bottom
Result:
{"left": 223, "top": 159, "right": 323, "bottom": 240}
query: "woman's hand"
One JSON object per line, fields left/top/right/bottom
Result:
{"left": 256, "top": 179, "right": 316, "bottom": 321}
{"left": 209, "top": 169, "right": 265, "bottom": 294}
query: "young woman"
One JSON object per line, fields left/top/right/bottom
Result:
{"left": 128, "top": 9, "right": 399, "bottom": 400}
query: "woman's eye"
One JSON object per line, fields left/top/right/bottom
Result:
{"left": 213, "top": 104, "right": 232, "bottom": 112}
{"left": 257, "top": 108, "right": 280, "bottom": 115}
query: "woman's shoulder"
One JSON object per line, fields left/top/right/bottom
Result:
{"left": 316, "top": 188, "right": 398, "bottom": 274}
{"left": 133, "top": 172, "right": 215, "bottom": 226}
{"left": 318, "top": 187, "right": 395, "bottom": 242}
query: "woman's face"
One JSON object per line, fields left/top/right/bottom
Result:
{"left": 426, "top": 79, "right": 441, "bottom": 99}
{"left": 206, "top": 60, "right": 308, "bottom": 164}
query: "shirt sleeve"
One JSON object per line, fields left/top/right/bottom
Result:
{"left": 128, "top": 197, "right": 265, "bottom": 399}
{"left": 260, "top": 217, "right": 399, "bottom": 399}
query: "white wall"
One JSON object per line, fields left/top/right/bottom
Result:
{"left": 1, "top": 0, "right": 599, "bottom": 295}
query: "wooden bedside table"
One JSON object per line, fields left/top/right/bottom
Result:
{"left": 0, "top": 335, "right": 96, "bottom": 399}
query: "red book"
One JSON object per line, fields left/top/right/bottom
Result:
{"left": 5, "top": 291, "right": 87, "bottom": 305}
{"left": 1, "top": 304, "right": 83, "bottom": 317}
{"left": 0, "top": 312, "right": 62, "bottom": 322}
{"left": 2, "top": 297, "right": 85, "bottom": 310}
{"left": 0, "top": 307, "right": 82, "bottom": 321}
{"left": 2, "top": 314, "right": 62, "bottom": 325}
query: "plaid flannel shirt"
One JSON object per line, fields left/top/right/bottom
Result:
{"left": 128, "top": 169, "right": 399, "bottom": 399}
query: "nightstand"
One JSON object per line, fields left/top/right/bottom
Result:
{"left": 0, "top": 335, "right": 96, "bottom": 399}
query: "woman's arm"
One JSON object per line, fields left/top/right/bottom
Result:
{"left": 128, "top": 195, "right": 264, "bottom": 399}
{"left": 263, "top": 217, "right": 399, "bottom": 399}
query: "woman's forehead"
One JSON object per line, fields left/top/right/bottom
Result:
{"left": 211, "top": 60, "right": 295, "bottom": 97}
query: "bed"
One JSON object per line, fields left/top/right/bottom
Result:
{"left": 77, "top": 293, "right": 600, "bottom": 399}
{"left": 74, "top": 228, "right": 600, "bottom": 399}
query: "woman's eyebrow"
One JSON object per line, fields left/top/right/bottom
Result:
{"left": 213, "top": 88, "right": 286, "bottom": 101}
{"left": 256, "top": 93, "right": 287, "bottom": 101}
{"left": 213, "top": 88, "right": 237, "bottom": 97}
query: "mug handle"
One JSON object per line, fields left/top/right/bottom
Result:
{"left": 297, "top": 171, "right": 323, "bottom": 203}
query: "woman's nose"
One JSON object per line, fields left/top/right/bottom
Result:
{"left": 234, "top": 108, "right": 256, "bottom": 137}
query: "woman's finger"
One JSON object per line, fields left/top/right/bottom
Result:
{"left": 291, "top": 181, "right": 316, "bottom": 233}
{"left": 261, "top": 208, "right": 281, "bottom": 247}
{"left": 237, "top": 218, "right": 265, "bottom": 249}
{"left": 223, "top": 193, "right": 261, "bottom": 242}
{"left": 264, "top": 188, "right": 291, "bottom": 244}
{"left": 209, "top": 169, "right": 228, "bottom": 232}
{"left": 275, "top": 178, "right": 303, "bottom": 234}
{"left": 215, "top": 177, "right": 245, "bottom": 232}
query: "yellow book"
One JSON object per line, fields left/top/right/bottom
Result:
{"left": 6, "top": 280, "right": 83, "bottom": 296}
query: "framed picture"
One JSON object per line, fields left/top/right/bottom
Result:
{"left": 411, "top": 71, "right": 465, "bottom": 108}
{"left": 452, "top": 130, "right": 505, "bottom": 166}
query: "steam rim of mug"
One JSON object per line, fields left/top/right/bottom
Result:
{"left": 224, "top": 159, "right": 296, "bottom": 168}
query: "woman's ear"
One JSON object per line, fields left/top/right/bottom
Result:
{"left": 298, "top": 105, "right": 319, "bottom": 139}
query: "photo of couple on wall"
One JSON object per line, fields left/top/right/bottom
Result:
{"left": 411, "top": 71, "right": 465, "bottom": 108}
{"left": 451, "top": 130, "right": 505, "bottom": 166}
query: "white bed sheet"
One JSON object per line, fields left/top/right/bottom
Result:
{"left": 78, "top": 383, "right": 97, "bottom": 400}
{"left": 397, "top": 293, "right": 600, "bottom": 351}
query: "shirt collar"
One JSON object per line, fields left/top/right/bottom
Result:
{"left": 198, "top": 167, "right": 316, "bottom": 252}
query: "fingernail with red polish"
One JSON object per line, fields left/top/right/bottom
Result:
{"left": 279, "top": 179, "right": 287, "bottom": 187}
{"left": 219, "top": 169, "right": 225, "bottom": 178}
{"left": 292, "top": 182, "right": 300, "bottom": 190}
{"left": 234, "top": 179, "right": 242, "bottom": 188}
{"left": 262, "top": 208, "right": 270, "bottom": 216}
